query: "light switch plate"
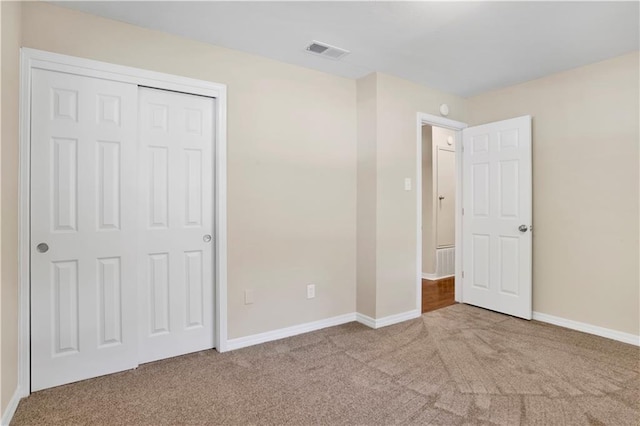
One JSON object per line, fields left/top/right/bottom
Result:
{"left": 244, "top": 289, "right": 254, "bottom": 305}
{"left": 404, "top": 178, "right": 412, "bottom": 191}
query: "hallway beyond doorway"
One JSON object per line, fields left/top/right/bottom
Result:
{"left": 422, "top": 277, "right": 455, "bottom": 313}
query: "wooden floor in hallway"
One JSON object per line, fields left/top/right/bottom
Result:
{"left": 422, "top": 276, "right": 455, "bottom": 313}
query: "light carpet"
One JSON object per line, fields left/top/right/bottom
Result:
{"left": 12, "top": 304, "right": 640, "bottom": 425}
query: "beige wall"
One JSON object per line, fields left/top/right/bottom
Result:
{"left": 0, "top": 0, "right": 21, "bottom": 417}
{"left": 356, "top": 73, "right": 378, "bottom": 317}
{"left": 374, "top": 73, "right": 467, "bottom": 317}
{"left": 1, "top": 0, "right": 21, "bottom": 417}
{"left": 357, "top": 73, "right": 467, "bottom": 318}
{"left": 469, "top": 52, "right": 640, "bottom": 336}
{"left": 19, "top": 2, "right": 358, "bottom": 339}
{"left": 421, "top": 125, "right": 435, "bottom": 274}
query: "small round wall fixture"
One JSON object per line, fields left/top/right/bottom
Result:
{"left": 439, "top": 103, "right": 450, "bottom": 117}
{"left": 447, "top": 136, "right": 454, "bottom": 146}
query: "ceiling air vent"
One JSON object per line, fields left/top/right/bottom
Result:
{"left": 305, "top": 41, "right": 350, "bottom": 60}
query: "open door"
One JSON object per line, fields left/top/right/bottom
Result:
{"left": 462, "top": 116, "right": 532, "bottom": 319}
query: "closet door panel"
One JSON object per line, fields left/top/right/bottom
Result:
{"left": 31, "top": 69, "right": 139, "bottom": 391}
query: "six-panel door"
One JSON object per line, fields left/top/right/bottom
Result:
{"left": 462, "top": 116, "right": 532, "bottom": 320}
{"left": 30, "top": 69, "right": 139, "bottom": 391}
{"left": 137, "top": 87, "right": 215, "bottom": 364}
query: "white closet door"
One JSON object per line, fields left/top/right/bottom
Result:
{"left": 462, "top": 116, "right": 532, "bottom": 320}
{"left": 138, "top": 87, "right": 215, "bottom": 363}
{"left": 30, "top": 69, "right": 139, "bottom": 391}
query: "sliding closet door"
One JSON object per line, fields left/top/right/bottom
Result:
{"left": 30, "top": 69, "right": 139, "bottom": 391}
{"left": 137, "top": 87, "right": 215, "bottom": 363}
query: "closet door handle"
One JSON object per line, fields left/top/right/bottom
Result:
{"left": 439, "top": 196, "right": 445, "bottom": 201}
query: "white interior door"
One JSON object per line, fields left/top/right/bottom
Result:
{"left": 137, "top": 87, "right": 215, "bottom": 363}
{"left": 462, "top": 116, "right": 532, "bottom": 319}
{"left": 436, "top": 147, "right": 456, "bottom": 248}
{"left": 30, "top": 69, "right": 139, "bottom": 391}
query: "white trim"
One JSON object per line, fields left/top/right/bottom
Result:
{"left": 213, "top": 81, "right": 229, "bottom": 354}
{"left": 1, "top": 386, "right": 22, "bottom": 426}
{"left": 421, "top": 273, "right": 454, "bottom": 280}
{"left": 416, "top": 112, "right": 467, "bottom": 313}
{"left": 18, "top": 48, "right": 229, "bottom": 394}
{"left": 454, "top": 129, "right": 464, "bottom": 304}
{"left": 417, "top": 113, "right": 468, "bottom": 130}
{"left": 18, "top": 48, "right": 31, "bottom": 399}
{"left": 355, "top": 313, "right": 377, "bottom": 328}
{"left": 533, "top": 312, "right": 640, "bottom": 347}
{"left": 226, "top": 313, "right": 357, "bottom": 351}
{"left": 356, "top": 309, "right": 422, "bottom": 329}
{"left": 24, "top": 49, "right": 225, "bottom": 97}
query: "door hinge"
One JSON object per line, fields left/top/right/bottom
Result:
{"left": 462, "top": 271, "right": 465, "bottom": 278}
{"left": 462, "top": 208, "right": 465, "bottom": 215}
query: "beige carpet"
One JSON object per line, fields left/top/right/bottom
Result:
{"left": 12, "top": 304, "right": 640, "bottom": 425}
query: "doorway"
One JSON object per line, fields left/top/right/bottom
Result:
{"left": 415, "top": 112, "right": 466, "bottom": 314}
{"left": 421, "top": 124, "right": 457, "bottom": 313}
{"left": 415, "top": 112, "right": 533, "bottom": 320}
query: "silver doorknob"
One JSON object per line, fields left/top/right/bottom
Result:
{"left": 203, "top": 234, "right": 212, "bottom": 243}
{"left": 36, "top": 243, "right": 49, "bottom": 253}
{"left": 518, "top": 225, "right": 528, "bottom": 233}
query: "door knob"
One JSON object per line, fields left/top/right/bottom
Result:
{"left": 439, "top": 196, "right": 445, "bottom": 201}
{"left": 518, "top": 225, "right": 528, "bottom": 233}
{"left": 36, "top": 243, "right": 49, "bottom": 253}
{"left": 203, "top": 234, "right": 212, "bottom": 243}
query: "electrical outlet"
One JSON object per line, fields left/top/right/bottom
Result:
{"left": 307, "top": 284, "right": 315, "bottom": 299}
{"left": 244, "top": 289, "right": 254, "bottom": 305}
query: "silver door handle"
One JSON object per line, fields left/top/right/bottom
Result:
{"left": 203, "top": 234, "right": 212, "bottom": 243}
{"left": 36, "top": 243, "right": 49, "bottom": 253}
{"left": 518, "top": 225, "right": 528, "bottom": 233}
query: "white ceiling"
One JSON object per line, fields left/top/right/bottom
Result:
{"left": 53, "top": 1, "right": 639, "bottom": 97}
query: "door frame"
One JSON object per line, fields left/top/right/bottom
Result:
{"left": 415, "top": 112, "right": 467, "bottom": 311}
{"left": 18, "top": 48, "right": 229, "bottom": 397}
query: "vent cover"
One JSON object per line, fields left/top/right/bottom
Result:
{"left": 305, "top": 41, "right": 350, "bottom": 60}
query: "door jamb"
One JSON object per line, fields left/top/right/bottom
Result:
{"left": 416, "top": 112, "right": 467, "bottom": 312}
{"left": 18, "top": 48, "right": 229, "bottom": 397}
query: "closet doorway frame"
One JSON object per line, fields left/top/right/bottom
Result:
{"left": 415, "top": 112, "right": 467, "bottom": 312}
{"left": 18, "top": 48, "right": 229, "bottom": 397}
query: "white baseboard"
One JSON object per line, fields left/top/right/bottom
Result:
{"left": 422, "top": 272, "right": 454, "bottom": 280}
{"left": 356, "top": 309, "right": 421, "bottom": 329}
{"left": 226, "top": 313, "right": 357, "bottom": 351}
{"left": 355, "top": 312, "right": 376, "bottom": 328}
{"left": 226, "top": 308, "right": 424, "bottom": 351}
{"left": 532, "top": 312, "right": 639, "bottom": 347}
{"left": 1, "top": 386, "right": 22, "bottom": 426}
